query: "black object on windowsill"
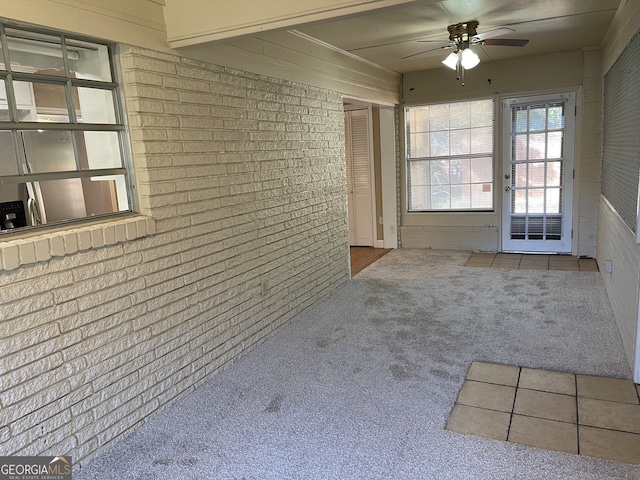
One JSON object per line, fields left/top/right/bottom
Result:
{"left": 0, "top": 201, "right": 27, "bottom": 230}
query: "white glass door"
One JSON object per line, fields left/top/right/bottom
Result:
{"left": 501, "top": 93, "right": 575, "bottom": 253}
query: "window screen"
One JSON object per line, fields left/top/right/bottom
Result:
{"left": 406, "top": 99, "right": 494, "bottom": 211}
{"left": 602, "top": 29, "right": 640, "bottom": 233}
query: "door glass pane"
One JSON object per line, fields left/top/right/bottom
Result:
{"left": 513, "top": 190, "right": 526, "bottom": 213}
{"left": 528, "top": 188, "right": 545, "bottom": 213}
{"left": 546, "top": 188, "right": 561, "bottom": 213}
{"left": 514, "top": 163, "right": 527, "bottom": 187}
{"left": 514, "top": 134, "right": 527, "bottom": 160}
{"left": 529, "top": 162, "right": 545, "bottom": 187}
{"left": 515, "top": 109, "right": 528, "bottom": 132}
{"left": 529, "top": 107, "right": 546, "bottom": 131}
{"left": 547, "top": 106, "right": 564, "bottom": 129}
{"left": 547, "top": 132, "right": 563, "bottom": 159}
{"left": 547, "top": 162, "right": 562, "bottom": 186}
{"left": 528, "top": 133, "right": 546, "bottom": 159}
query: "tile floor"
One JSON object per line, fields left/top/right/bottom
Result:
{"left": 446, "top": 362, "right": 640, "bottom": 465}
{"left": 465, "top": 253, "right": 599, "bottom": 272}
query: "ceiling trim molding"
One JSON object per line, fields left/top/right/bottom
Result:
{"left": 165, "top": 0, "right": 422, "bottom": 48}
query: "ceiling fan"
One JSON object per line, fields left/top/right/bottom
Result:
{"left": 403, "top": 20, "right": 529, "bottom": 84}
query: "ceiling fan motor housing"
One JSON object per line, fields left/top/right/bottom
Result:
{"left": 447, "top": 20, "right": 479, "bottom": 45}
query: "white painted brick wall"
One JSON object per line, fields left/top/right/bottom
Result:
{"left": 0, "top": 45, "right": 349, "bottom": 466}
{"left": 597, "top": 199, "right": 640, "bottom": 376}
{"left": 577, "top": 49, "right": 604, "bottom": 258}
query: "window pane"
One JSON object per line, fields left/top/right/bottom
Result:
{"left": 405, "top": 99, "right": 493, "bottom": 211}
{"left": 471, "top": 183, "right": 493, "bottom": 209}
{"left": 22, "top": 130, "right": 75, "bottom": 173}
{"left": 449, "top": 102, "right": 470, "bottom": 129}
{"left": 0, "top": 131, "right": 17, "bottom": 175}
{"left": 19, "top": 175, "right": 127, "bottom": 225}
{"left": 431, "top": 185, "right": 450, "bottom": 209}
{"left": 410, "top": 185, "right": 430, "bottom": 210}
{"left": 0, "top": 79, "right": 8, "bottom": 121}
{"left": 451, "top": 184, "right": 470, "bottom": 209}
{"left": 450, "top": 158, "right": 470, "bottom": 184}
{"left": 6, "top": 29, "right": 65, "bottom": 76}
{"left": 470, "top": 157, "right": 492, "bottom": 183}
{"left": 430, "top": 131, "right": 449, "bottom": 156}
{"left": 409, "top": 132, "right": 429, "bottom": 158}
{"left": 67, "top": 39, "right": 112, "bottom": 82}
{"left": 76, "top": 131, "right": 122, "bottom": 170}
{"left": 16, "top": 81, "right": 69, "bottom": 122}
{"left": 430, "top": 159, "right": 449, "bottom": 185}
{"left": 429, "top": 104, "right": 448, "bottom": 130}
{"left": 75, "top": 87, "right": 117, "bottom": 124}
{"left": 409, "top": 160, "right": 428, "bottom": 184}
{"left": 471, "top": 101, "right": 492, "bottom": 127}
{"left": 471, "top": 127, "right": 492, "bottom": 154}
{"left": 450, "top": 129, "right": 469, "bottom": 155}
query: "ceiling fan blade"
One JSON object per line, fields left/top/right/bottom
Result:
{"left": 482, "top": 38, "right": 529, "bottom": 47}
{"left": 401, "top": 45, "right": 452, "bottom": 59}
{"left": 474, "top": 27, "right": 515, "bottom": 41}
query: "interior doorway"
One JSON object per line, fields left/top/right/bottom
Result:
{"left": 345, "top": 106, "right": 375, "bottom": 247}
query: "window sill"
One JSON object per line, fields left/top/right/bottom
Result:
{"left": 0, "top": 215, "right": 156, "bottom": 271}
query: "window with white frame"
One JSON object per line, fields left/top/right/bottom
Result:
{"left": 0, "top": 23, "right": 133, "bottom": 234}
{"left": 406, "top": 99, "right": 494, "bottom": 211}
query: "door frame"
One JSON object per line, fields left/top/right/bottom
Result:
{"left": 500, "top": 91, "right": 576, "bottom": 254}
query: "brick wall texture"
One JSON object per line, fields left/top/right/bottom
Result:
{"left": 0, "top": 45, "right": 350, "bottom": 465}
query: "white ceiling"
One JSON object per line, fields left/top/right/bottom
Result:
{"left": 291, "top": 0, "right": 622, "bottom": 74}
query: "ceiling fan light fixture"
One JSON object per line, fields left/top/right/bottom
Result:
{"left": 442, "top": 51, "right": 459, "bottom": 70}
{"left": 460, "top": 48, "right": 480, "bottom": 69}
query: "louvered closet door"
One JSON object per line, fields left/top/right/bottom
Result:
{"left": 501, "top": 93, "right": 575, "bottom": 253}
{"left": 345, "top": 109, "right": 374, "bottom": 246}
